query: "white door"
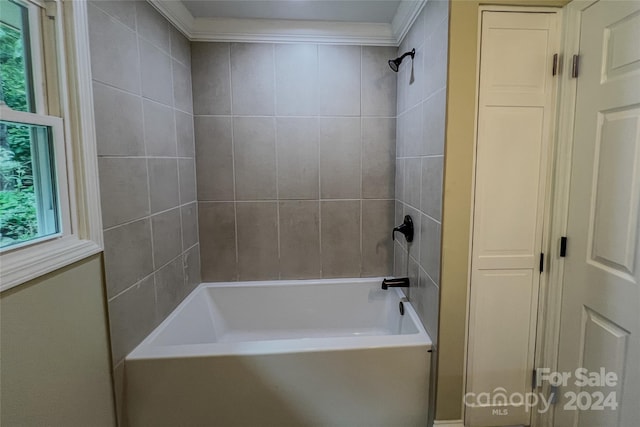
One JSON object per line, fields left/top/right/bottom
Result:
{"left": 467, "top": 10, "right": 559, "bottom": 427}
{"left": 554, "top": 1, "right": 640, "bottom": 426}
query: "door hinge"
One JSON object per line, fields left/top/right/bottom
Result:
{"left": 539, "top": 253, "right": 545, "bottom": 273}
{"left": 571, "top": 54, "right": 579, "bottom": 78}
{"left": 560, "top": 236, "right": 568, "bottom": 257}
{"left": 533, "top": 368, "right": 560, "bottom": 403}
{"left": 533, "top": 369, "right": 560, "bottom": 404}
{"left": 45, "top": 0, "right": 57, "bottom": 19}
{"left": 552, "top": 53, "right": 558, "bottom": 76}
{"left": 549, "top": 385, "right": 560, "bottom": 404}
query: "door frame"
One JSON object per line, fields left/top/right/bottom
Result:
{"left": 463, "top": 4, "right": 563, "bottom": 426}
{"left": 535, "top": 1, "right": 598, "bottom": 427}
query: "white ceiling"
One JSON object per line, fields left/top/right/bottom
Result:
{"left": 182, "top": 1, "right": 403, "bottom": 24}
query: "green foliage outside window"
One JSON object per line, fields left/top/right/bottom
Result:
{"left": 0, "top": 22, "right": 38, "bottom": 246}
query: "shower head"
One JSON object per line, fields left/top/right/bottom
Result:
{"left": 388, "top": 48, "right": 415, "bottom": 72}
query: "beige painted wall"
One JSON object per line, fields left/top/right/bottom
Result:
{"left": 438, "top": 0, "right": 570, "bottom": 420}
{"left": 1, "top": 254, "right": 116, "bottom": 426}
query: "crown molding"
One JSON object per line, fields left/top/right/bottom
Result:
{"left": 148, "top": 0, "right": 426, "bottom": 46}
{"left": 191, "top": 18, "right": 396, "bottom": 45}
{"left": 149, "top": 0, "right": 195, "bottom": 37}
{"left": 392, "top": 0, "right": 427, "bottom": 44}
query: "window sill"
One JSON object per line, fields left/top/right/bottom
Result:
{"left": 0, "top": 236, "right": 102, "bottom": 292}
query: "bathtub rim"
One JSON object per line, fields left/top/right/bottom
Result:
{"left": 127, "top": 277, "right": 432, "bottom": 361}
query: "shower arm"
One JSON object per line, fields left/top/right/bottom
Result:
{"left": 397, "top": 49, "right": 415, "bottom": 62}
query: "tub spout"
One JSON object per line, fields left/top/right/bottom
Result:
{"left": 381, "top": 277, "right": 410, "bottom": 290}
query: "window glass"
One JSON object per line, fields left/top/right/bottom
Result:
{"left": 0, "top": 1, "right": 60, "bottom": 250}
{"left": 0, "top": 0, "right": 35, "bottom": 113}
{"left": 0, "top": 120, "right": 59, "bottom": 249}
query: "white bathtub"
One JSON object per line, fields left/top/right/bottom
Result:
{"left": 125, "top": 278, "right": 432, "bottom": 426}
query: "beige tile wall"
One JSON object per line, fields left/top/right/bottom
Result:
{"left": 88, "top": 1, "right": 200, "bottom": 372}
{"left": 193, "top": 42, "right": 398, "bottom": 281}
{"left": 394, "top": 0, "right": 448, "bottom": 345}
{"left": 393, "top": 1, "right": 449, "bottom": 424}
{"left": 395, "top": 0, "right": 448, "bottom": 345}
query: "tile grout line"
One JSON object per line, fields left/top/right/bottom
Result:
{"left": 393, "top": 44, "right": 400, "bottom": 278}
{"left": 228, "top": 44, "right": 240, "bottom": 281}
{"left": 197, "top": 198, "right": 395, "bottom": 203}
{"left": 109, "top": 12, "right": 151, "bottom": 312}
{"left": 169, "top": 31, "right": 188, "bottom": 287}
{"left": 108, "top": 242, "right": 200, "bottom": 303}
{"left": 89, "top": 0, "right": 134, "bottom": 32}
{"left": 417, "top": 152, "right": 424, "bottom": 265}
{"left": 91, "top": 78, "right": 193, "bottom": 116}
{"left": 316, "top": 44, "right": 322, "bottom": 278}
{"left": 168, "top": 28, "right": 186, "bottom": 274}
{"left": 133, "top": 21, "right": 160, "bottom": 315}
{"left": 137, "top": 18, "right": 172, "bottom": 55}
{"left": 102, "top": 200, "right": 197, "bottom": 233}
{"left": 191, "top": 114, "right": 397, "bottom": 119}
{"left": 272, "top": 44, "right": 282, "bottom": 279}
{"left": 97, "top": 155, "right": 196, "bottom": 160}
{"left": 359, "top": 46, "right": 364, "bottom": 277}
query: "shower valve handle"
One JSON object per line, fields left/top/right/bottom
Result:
{"left": 392, "top": 215, "right": 414, "bottom": 243}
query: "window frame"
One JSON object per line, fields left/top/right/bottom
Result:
{"left": 0, "top": 108, "right": 69, "bottom": 251}
{"left": 1, "top": 0, "right": 103, "bottom": 291}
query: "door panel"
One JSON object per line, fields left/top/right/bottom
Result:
{"left": 603, "top": 10, "right": 640, "bottom": 82}
{"left": 577, "top": 307, "right": 630, "bottom": 427}
{"left": 474, "top": 106, "right": 544, "bottom": 266}
{"left": 470, "top": 269, "right": 537, "bottom": 392}
{"left": 591, "top": 108, "right": 640, "bottom": 277}
{"left": 555, "top": 1, "right": 640, "bottom": 426}
{"left": 466, "top": 10, "right": 559, "bottom": 427}
{"left": 482, "top": 13, "right": 554, "bottom": 106}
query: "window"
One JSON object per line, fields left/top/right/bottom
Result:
{"left": 0, "top": 0, "right": 103, "bottom": 290}
{"left": 1, "top": 0, "right": 65, "bottom": 250}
